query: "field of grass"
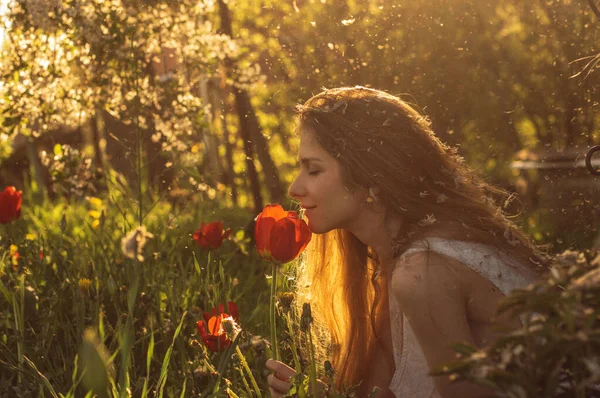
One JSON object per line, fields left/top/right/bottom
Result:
{"left": 0, "top": 177, "right": 318, "bottom": 397}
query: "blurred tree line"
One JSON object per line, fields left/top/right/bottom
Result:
{"left": 1, "top": 0, "right": 599, "bottom": 251}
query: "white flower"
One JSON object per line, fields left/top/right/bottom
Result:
{"left": 121, "top": 226, "right": 154, "bottom": 262}
{"left": 220, "top": 316, "right": 241, "bottom": 340}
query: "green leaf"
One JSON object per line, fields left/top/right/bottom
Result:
{"left": 193, "top": 251, "right": 202, "bottom": 276}
{"left": 79, "top": 329, "right": 112, "bottom": 398}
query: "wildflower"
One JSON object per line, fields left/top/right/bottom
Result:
{"left": 0, "top": 186, "right": 22, "bottom": 224}
{"left": 86, "top": 196, "right": 103, "bottom": 209}
{"left": 193, "top": 221, "right": 231, "bottom": 249}
{"left": 324, "top": 360, "right": 336, "bottom": 379}
{"left": 300, "top": 302, "right": 313, "bottom": 332}
{"left": 79, "top": 278, "right": 92, "bottom": 295}
{"left": 120, "top": 226, "right": 154, "bottom": 262}
{"left": 9, "top": 244, "right": 19, "bottom": 270}
{"left": 196, "top": 302, "right": 239, "bottom": 352}
{"left": 193, "top": 365, "right": 219, "bottom": 385}
{"left": 239, "top": 335, "right": 267, "bottom": 356}
{"left": 254, "top": 204, "right": 312, "bottom": 264}
{"left": 88, "top": 210, "right": 102, "bottom": 229}
{"left": 221, "top": 316, "right": 241, "bottom": 340}
{"left": 278, "top": 291, "right": 295, "bottom": 313}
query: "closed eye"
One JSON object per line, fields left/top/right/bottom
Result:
{"left": 308, "top": 170, "right": 321, "bottom": 176}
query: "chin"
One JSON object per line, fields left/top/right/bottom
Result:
{"left": 307, "top": 220, "right": 334, "bottom": 235}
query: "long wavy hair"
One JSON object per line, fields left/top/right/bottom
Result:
{"left": 291, "top": 86, "right": 550, "bottom": 393}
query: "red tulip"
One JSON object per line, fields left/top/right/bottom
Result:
{"left": 0, "top": 186, "right": 22, "bottom": 224}
{"left": 196, "top": 302, "right": 239, "bottom": 352}
{"left": 193, "top": 221, "right": 232, "bottom": 249}
{"left": 254, "top": 204, "right": 312, "bottom": 264}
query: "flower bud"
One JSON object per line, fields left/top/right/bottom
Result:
{"left": 278, "top": 291, "right": 295, "bottom": 313}
{"left": 300, "top": 302, "right": 313, "bottom": 332}
{"left": 221, "top": 316, "right": 241, "bottom": 340}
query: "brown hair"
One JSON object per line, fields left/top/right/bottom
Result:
{"left": 292, "top": 86, "right": 550, "bottom": 393}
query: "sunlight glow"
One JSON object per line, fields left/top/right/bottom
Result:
{"left": 0, "top": 0, "right": 10, "bottom": 48}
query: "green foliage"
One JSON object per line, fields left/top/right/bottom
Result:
{"left": 0, "top": 185, "right": 272, "bottom": 396}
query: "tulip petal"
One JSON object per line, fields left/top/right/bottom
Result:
{"left": 216, "top": 303, "right": 225, "bottom": 316}
{"left": 208, "top": 315, "right": 222, "bottom": 335}
{"left": 255, "top": 203, "right": 295, "bottom": 259}
{"left": 194, "top": 221, "right": 228, "bottom": 249}
{"left": 257, "top": 204, "right": 287, "bottom": 222}
{"left": 0, "top": 186, "right": 22, "bottom": 224}
{"left": 270, "top": 217, "right": 312, "bottom": 263}
{"left": 196, "top": 320, "right": 208, "bottom": 338}
{"left": 227, "top": 301, "right": 239, "bottom": 321}
{"left": 293, "top": 218, "right": 312, "bottom": 256}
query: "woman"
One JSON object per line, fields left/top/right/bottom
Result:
{"left": 266, "top": 86, "right": 549, "bottom": 397}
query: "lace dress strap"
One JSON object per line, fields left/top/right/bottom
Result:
{"left": 395, "top": 237, "right": 535, "bottom": 295}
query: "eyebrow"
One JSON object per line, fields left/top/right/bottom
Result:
{"left": 299, "top": 157, "right": 323, "bottom": 165}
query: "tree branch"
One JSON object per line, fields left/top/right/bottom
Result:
{"left": 590, "top": 0, "right": 600, "bottom": 22}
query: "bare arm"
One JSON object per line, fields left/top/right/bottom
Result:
{"left": 390, "top": 251, "right": 495, "bottom": 398}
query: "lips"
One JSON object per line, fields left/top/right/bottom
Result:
{"left": 301, "top": 206, "right": 316, "bottom": 217}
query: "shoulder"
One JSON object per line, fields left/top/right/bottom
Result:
{"left": 390, "top": 250, "right": 467, "bottom": 309}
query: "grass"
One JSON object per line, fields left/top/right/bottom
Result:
{"left": 0, "top": 177, "right": 295, "bottom": 397}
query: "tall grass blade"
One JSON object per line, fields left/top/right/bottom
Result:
{"left": 157, "top": 311, "right": 187, "bottom": 398}
{"left": 141, "top": 327, "right": 155, "bottom": 398}
{"left": 23, "top": 356, "right": 59, "bottom": 398}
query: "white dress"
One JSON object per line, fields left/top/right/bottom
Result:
{"left": 388, "top": 237, "right": 538, "bottom": 398}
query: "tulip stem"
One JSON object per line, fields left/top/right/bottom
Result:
{"left": 270, "top": 262, "right": 279, "bottom": 361}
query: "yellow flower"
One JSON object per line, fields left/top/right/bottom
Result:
{"left": 79, "top": 278, "right": 92, "bottom": 295}
{"left": 86, "top": 197, "right": 103, "bottom": 209}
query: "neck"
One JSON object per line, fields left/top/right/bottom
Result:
{"left": 346, "top": 208, "right": 404, "bottom": 266}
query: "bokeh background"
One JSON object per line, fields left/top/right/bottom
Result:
{"left": 1, "top": 0, "right": 599, "bottom": 250}
{"left": 1, "top": 0, "right": 600, "bottom": 396}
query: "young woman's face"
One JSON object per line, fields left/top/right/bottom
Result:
{"left": 288, "top": 127, "right": 364, "bottom": 234}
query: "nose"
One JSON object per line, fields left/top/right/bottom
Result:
{"left": 288, "top": 174, "right": 305, "bottom": 200}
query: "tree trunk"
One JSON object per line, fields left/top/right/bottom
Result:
{"left": 214, "top": 83, "right": 238, "bottom": 206}
{"left": 217, "top": 0, "right": 285, "bottom": 207}
{"left": 144, "top": 62, "right": 173, "bottom": 193}
{"left": 92, "top": 106, "right": 106, "bottom": 170}
{"left": 199, "top": 75, "right": 226, "bottom": 186}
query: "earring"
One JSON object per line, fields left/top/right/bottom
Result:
{"left": 366, "top": 187, "right": 378, "bottom": 203}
